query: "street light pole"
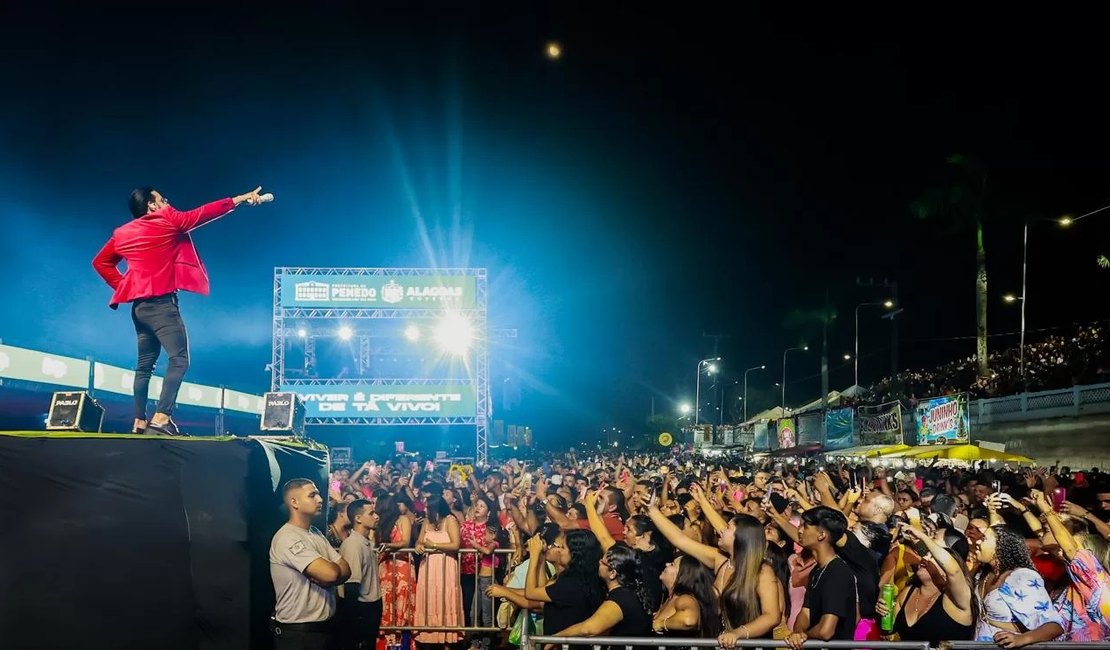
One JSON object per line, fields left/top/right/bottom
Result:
{"left": 1012, "top": 205, "right": 1105, "bottom": 381}
{"left": 781, "top": 347, "right": 807, "bottom": 411}
{"left": 743, "top": 364, "right": 765, "bottom": 423}
{"left": 719, "top": 380, "right": 741, "bottom": 427}
{"left": 694, "top": 357, "right": 719, "bottom": 426}
{"left": 1020, "top": 220, "right": 1028, "bottom": 384}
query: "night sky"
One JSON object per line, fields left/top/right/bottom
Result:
{"left": 2, "top": 4, "right": 1108, "bottom": 446}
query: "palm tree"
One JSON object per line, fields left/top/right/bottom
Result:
{"left": 911, "top": 154, "right": 991, "bottom": 377}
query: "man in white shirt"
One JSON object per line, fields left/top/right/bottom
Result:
{"left": 271, "top": 478, "right": 352, "bottom": 650}
{"left": 338, "top": 499, "right": 383, "bottom": 650}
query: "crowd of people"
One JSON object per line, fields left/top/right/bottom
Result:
{"left": 269, "top": 448, "right": 1110, "bottom": 650}
{"left": 857, "top": 321, "right": 1110, "bottom": 407}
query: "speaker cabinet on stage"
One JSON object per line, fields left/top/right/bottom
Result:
{"left": 46, "top": 391, "right": 105, "bottom": 432}
{"left": 261, "top": 392, "right": 305, "bottom": 436}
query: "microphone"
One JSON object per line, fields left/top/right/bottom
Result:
{"left": 258, "top": 192, "right": 274, "bottom": 203}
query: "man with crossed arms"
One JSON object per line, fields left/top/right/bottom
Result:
{"left": 271, "top": 479, "right": 352, "bottom": 650}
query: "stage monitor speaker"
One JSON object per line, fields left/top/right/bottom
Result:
{"left": 261, "top": 391, "right": 305, "bottom": 436}
{"left": 46, "top": 391, "right": 105, "bottom": 432}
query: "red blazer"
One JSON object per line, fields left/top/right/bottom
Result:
{"left": 92, "top": 198, "right": 236, "bottom": 308}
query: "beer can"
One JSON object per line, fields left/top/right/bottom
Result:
{"left": 880, "top": 583, "right": 897, "bottom": 633}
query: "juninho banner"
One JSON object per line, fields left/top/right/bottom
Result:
{"left": 279, "top": 384, "right": 477, "bottom": 419}
{"left": 279, "top": 273, "right": 477, "bottom": 309}
{"left": 914, "top": 393, "right": 970, "bottom": 445}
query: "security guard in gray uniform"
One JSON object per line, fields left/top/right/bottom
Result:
{"left": 270, "top": 478, "right": 352, "bottom": 650}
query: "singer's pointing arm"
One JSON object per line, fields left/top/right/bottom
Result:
{"left": 166, "top": 186, "right": 264, "bottom": 232}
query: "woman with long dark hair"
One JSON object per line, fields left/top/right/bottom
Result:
{"left": 553, "top": 543, "right": 654, "bottom": 637}
{"left": 653, "top": 555, "right": 721, "bottom": 638}
{"left": 764, "top": 540, "right": 793, "bottom": 626}
{"left": 413, "top": 495, "right": 464, "bottom": 646}
{"left": 972, "top": 518, "right": 1063, "bottom": 647}
{"left": 524, "top": 529, "right": 606, "bottom": 640}
{"left": 650, "top": 504, "right": 784, "bottom": 640}
{"left": 718, "top": 514, "right": 785, "bottom": 641}
{"left": 375, "top": 496, "right": 415, "bottom": 650}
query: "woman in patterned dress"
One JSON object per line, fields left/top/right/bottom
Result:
{"left": 375, "top": 496, "right": 415, "bottom": 650}
{"left": 971, "top": 513, "right": 1064, "bottom": 647}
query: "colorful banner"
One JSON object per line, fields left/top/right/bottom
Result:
{"left": 777, "top": 418, "right": 797, "bottom": 449}
{"left": 858, "top": 401, "right": 904, "bottom": 445}
{"left": 914, "top": 394, "right": 970, "bottom": 445}
{"left": 279, "top": 383, "right": 477, "bottom": 419}
{"left": 0, "top": 344, "right": 89, "bottom": 388}
{"left": 279, "top": 271, "right": 477, "bottom": 309}
{"left": 824, "top": 408, "right": 855, "bottom": 450}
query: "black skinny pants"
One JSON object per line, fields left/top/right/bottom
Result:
{"left": 131, "top": 293, "right": 190, "bottom": 420}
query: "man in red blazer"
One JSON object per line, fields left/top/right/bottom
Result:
{"left": 93, "top": 185, "right": 266, "bottom": 435}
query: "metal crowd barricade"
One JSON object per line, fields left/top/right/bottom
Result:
{"left": 378, "top": 547, "right": 517, "bottom": 634}
{"left": 945, "top": 644, "right": 1110, "bottom": 650}
{"left": 524, "top": 636, "right": 930, "bottom": 650}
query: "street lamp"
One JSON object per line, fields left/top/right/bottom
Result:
{"left": 694, "top": 357, "right": 720, "bottom": 425}
{"left": 781, "top": 347, "right": 808, "bottom": 411}
{"left": 855, "top": 300, "right": 894, "bottom": 387}
{"left": 718, "top": 380, "right": 741, "bottom": 426}
{"left": 1010, "top": 210, "right": 1105, "bottom": 386}
{"left": 742, "top": 365, "right": 766, "bottom": 423}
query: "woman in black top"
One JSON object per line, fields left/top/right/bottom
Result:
{"left": 875, "top": 527, "right": 975, "bottom": 644}
{"left": 524, "top": 529, "right": 606, "bottom": 638}
{"left": 553, "top": 544, "right": 654, "bottom": 638}
{"left": 585, "top": 492, "right": 670, "bottom": 613}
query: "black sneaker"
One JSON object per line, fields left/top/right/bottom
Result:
{"left": 143, "top": 419, "right": 187, "bottom": 437}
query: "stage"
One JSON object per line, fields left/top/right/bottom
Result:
{"left": 0, "top": 431, "right": 330, "bottom": 650}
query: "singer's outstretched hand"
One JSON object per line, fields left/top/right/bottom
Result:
{"left": 234, "top": 186, "right": 263, "bottom": 206}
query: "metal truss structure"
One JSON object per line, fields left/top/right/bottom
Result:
{"left": 272, "top": 267, "right": 490, "bottom": 463}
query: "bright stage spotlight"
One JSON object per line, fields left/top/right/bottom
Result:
{"left": 434, "top": 313, "right": 473, "bottom": 356}
{"left": 404, "top": 325, "right": 421, "bottom": 342}
{"left": 337, "top": 325, "right": 354, "bottom": 341}
{"left": 297, "top": 328, "right": 308, "bottom": 338}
